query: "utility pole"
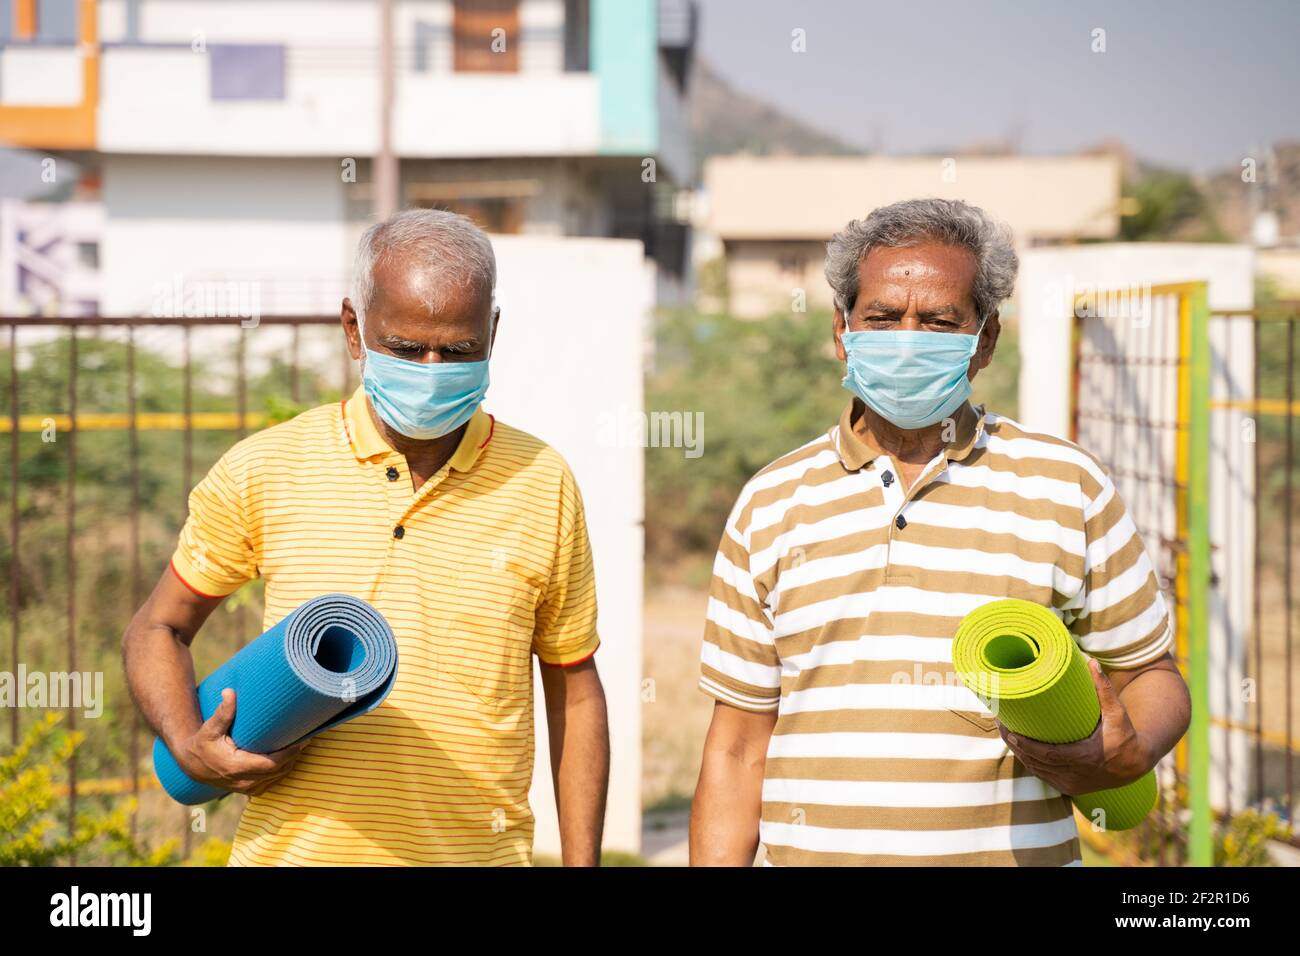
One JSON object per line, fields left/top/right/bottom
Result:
{"left": 375, "top": 0, "right": 399, "bottom": 220}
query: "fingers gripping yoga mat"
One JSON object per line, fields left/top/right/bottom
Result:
{"left": 951, "top": 598, "right": 1157, "bottom": 831}
{"left": 152, "top": 593, "right": 399, "bottom": 805}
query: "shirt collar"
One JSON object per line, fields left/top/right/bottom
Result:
{"left": 833, "top": 397, "right": 985, "bottom": 471}
{"left": 342, "top": 383, "right": 494, "bottom": 472}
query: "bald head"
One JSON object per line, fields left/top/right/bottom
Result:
{"left": 350, "top": 208, "right": 497, "bottom": 330}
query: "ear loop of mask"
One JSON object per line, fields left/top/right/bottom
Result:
{"left": 486, "top": 297, "right": 499, "bottom": 360}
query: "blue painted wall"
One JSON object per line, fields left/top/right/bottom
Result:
{"left": 590, "top": 0, "right": 658, "bottom": 155}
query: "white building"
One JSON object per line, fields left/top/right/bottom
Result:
{"left": 701, "top": 153, "right": 1124, "bottom": 318}
{"left": 0, "top": 0, "right": 697, "bottom": 314}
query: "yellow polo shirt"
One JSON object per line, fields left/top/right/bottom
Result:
{"left": 168, "top": 384, "right": 600, "bottom": 865}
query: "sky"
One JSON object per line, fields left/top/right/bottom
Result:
{"left": 695, "top": 0, "right": 1300, "bottom": 173}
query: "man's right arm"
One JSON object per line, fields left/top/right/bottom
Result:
{"left": 122, "top": 565, "right": 305, "bottom": 796}
{"left": 690, "top": 702, "right": 776, "bottom": 865}
{"left": 691, "top": 486, "right": 782, "bottom": 865}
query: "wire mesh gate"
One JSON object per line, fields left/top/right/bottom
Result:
{"left": 1072, "top": 283, "right": 1298, "bottom": 866}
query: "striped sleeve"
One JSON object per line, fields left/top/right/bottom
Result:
{"left": 170, "top": 448, "right": 260, "bottom": 598}
{"left": 1066, "top": 466, "right": 1173, "bottom": 669}
{"left": 532, "top": 459, "right": 600, "bottom": 667}
{"left": 698, "top": 492, "right": 782, "bottom": 711}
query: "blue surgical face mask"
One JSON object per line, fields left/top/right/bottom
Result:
{"left": 360, "top": 312, "right": 495, "bottom": 440}
{"left": 841, "top": 315, "right": 986, "bottom": 430}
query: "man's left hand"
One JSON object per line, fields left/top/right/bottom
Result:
{"left": 996, "top": 657, "right": 1153, "bottom": 795}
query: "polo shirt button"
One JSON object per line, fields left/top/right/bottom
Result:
{"left": 393, "top": 525, "right": 405, "bottom": 539}
{"left": 895, "top": 514, "right": 907, "bottom": 530}
{"left": 386, "top": 466, "right": 399, "bottom": 481}
{"left": 881, "top": 470, "right": 894, "bottom": 487}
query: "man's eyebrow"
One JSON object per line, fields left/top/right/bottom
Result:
{"left": 443, "top": 338, "right": 482, "bottom": 352}
{"left": 916, "top": 305, "right": 963, "bottom": 319}
{"left": 859, "top": 301, "right": 965, "bottom": 319}
{"left": 377, "top": 334, "right": 429, "bottom": 350}
{"left": 860, "top": 300, "right": 904, "bottom": 315}
{"left": 377, "top": 334, "right": 483, "bottom": 352}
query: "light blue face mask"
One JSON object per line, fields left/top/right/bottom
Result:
{"left": 841, "top": 314, "right": 986, "bottom": 430}
{"left": 360, "top": 311, "right": 495, "bottom": 440}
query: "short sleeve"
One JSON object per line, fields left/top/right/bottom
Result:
{"left": 1064, "top": 467, "right": 1174, "bottom": 669}
{"left": 169, "top": 449, "right": 259, "bottom": 598}
{"left": 698, "top": 494, "right": 782, "bottom": 711}
{"left": 532, "top": 464, "right": 600, "bottom": 667}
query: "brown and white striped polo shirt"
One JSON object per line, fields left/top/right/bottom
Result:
{"left": 699, "top": 398, "right": 1172, "bottom": 866}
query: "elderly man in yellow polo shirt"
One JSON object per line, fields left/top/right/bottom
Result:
{"left": 122, "top": 208, "right": 610, "bottom": 866}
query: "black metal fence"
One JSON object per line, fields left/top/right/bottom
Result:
{"left": 3, "top": 315, "right": 347, "bottom": 859}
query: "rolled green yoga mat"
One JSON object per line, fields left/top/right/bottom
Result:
{"left": 951, "top": 598, "right": 1156, "bottom": 831}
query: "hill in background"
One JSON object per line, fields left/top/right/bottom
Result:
{"left": 687, "top": 60, "right": 855, "bottom": 177}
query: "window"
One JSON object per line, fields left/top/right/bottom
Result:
{"left": 36, "top": 0, "right": 77, "bottom": 42}
{"left": 415, "top": 198, "right": 524, "bottom": 235}
{"left": 563, "top": 0, "right": 589, "bottom": 72}
{"left": 209, "top": 44, "right": 286, "bottom": 101}
{"left": 778, "top": 250, "right": 807, "bottom": 277}
{"left": 453, "top": 0, "right": 520, "bottom": 73}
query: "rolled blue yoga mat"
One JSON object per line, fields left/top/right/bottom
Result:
{"left": 152, "top": 593, "right": 399, "bottom": 805}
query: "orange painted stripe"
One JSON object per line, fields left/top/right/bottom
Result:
{"left": 0, "top": 0, "right": 99, "bottom": 149}
{"left": 14, "top": 0, "right": 36, "bottom": 39}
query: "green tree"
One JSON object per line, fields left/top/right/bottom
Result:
{"left": 1120, "top": 169, "right": 1226, "bottom": 242}
{"left": 1, "top": 712, "right": 179, "bottom": 866}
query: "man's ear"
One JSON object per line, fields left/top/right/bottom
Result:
{"left": 833, "top": 306, "right": 848, "bottom": 362}
{"left": 974, "top": 310, "right": 1001, "bottom": 372}
{"left": 341, "top": 298, "right": 361, "bottom": 361}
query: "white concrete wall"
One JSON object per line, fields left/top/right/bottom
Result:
{"left": 394, "top": 74, "right": 600, "bottom": 157}
{"left": 706, "top": 155, "right": 1122, "bottom": 242}
{"left": 1018, "top": 244, "right": 1255, "bottom": 438}
{"left": 0, "top": 47, "right": 84, "bottom": 106}
{"left": 99, "top": 155, "right": 353, "bottom": 316}
{"left": 487, "top": 235, "right": 647, "bottom": 858}
{"left": 97, "top": 47, "right": 599, "bottom": 157}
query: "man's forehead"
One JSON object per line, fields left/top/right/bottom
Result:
{"left": 375, "top": 256, "right": 487, "bottom": 303}
{"left": 854, "top": 243, "right": 978, "bottom": 310}
{"left": 859, "top": 242, "right": 977, "bottom": 279}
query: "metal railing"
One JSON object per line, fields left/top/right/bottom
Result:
{"left": 3, "top": 315, "right": 347, "bottom": 858}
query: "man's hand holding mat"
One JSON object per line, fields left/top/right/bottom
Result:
{"left": 150, "top": 593, "right": 400, "bottom": 805}
{"left": 995, "top": 655, "right": 1152, "bottom": 808}
{"left": 173, "top": 688, "right": 310, "bottom": 798}
{"left": 951, "top": 598, "right": 1161, "bottom": 831}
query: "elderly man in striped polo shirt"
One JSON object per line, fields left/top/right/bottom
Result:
{"left": 124, "top": 209, "right": 609, "bottom": 866}
{"left": 690, "top": 197, "right": 1190, "bottom": 866}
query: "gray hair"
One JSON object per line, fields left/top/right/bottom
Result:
{"left": 824, "top": 198, "right": 1018, "bottom": 322}
{"left": 351, "top": 208, "right": 497, "bottom": 328}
